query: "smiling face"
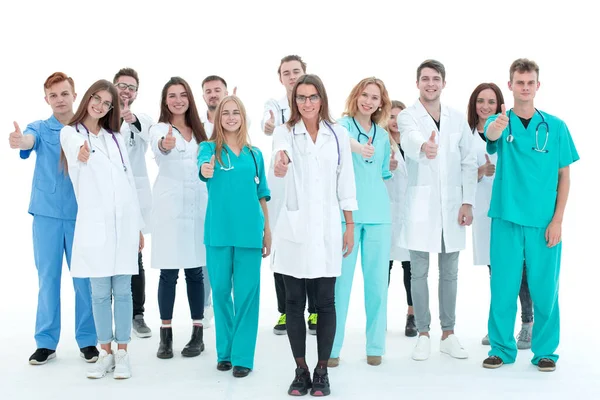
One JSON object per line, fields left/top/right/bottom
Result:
{"left": 220, "top": 100, "right": 241, "bottom": 133}
{"left": 387, "top": 107, "right": 403, "bottom": 134}
{"left": 115, "top": 75, "right": 138, "bottom": 107}
{"left": 203, "top": 80, "right": 228, "bottom": 112}
{"left": 295, "top": 83, "right": 321, "bottom": 122}
{"left": 166, "top": 84, "right": 189, "bottom": 115}
{"left": 356, "top": 83, "right": 382, "bottom": 118}
{"left": 417, "top": 67, "right": 445, "bottom": 103}
{"left": 279, "top": 60, "right": 305, "bottom": 94}
{"left": 45, "top": 80, "right": 76, "bottom": 116}
{"left": 87, "top": 90, "right": 113, "bottom": 119}
{"left": 475, "top": 88, "right": 498, "bottom": 123}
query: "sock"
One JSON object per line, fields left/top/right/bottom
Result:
{"left": 193, "top": 319, "right": 203, "bottom": 327}
{"left": 162, "top": 323, "right": 172, "bottom": 328}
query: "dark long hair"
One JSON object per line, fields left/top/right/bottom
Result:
{"left": 467, "top": 83, "right": 504, "bottom": 131}
{"left": 287, "top": 74, "right": 334, "bottom": 128}
{"left": 158, "top": 77, "right": 206, "bottom": 143}
{"left": 60, "top": 79, "right": 121, "bottom": 172}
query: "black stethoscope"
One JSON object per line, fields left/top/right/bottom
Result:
{"left": 352, "top": 117, "right": 377, "bottom": 163}
{"left": 76, "top": 123, "right": 128, "bottom": 171}
{"left": 292, "top": 120, "right": 341, "bottom": 167}
{"left": 220, "top": 146, "right": 260, "bottom": 185}
{"left": 506, "top": 108, "right": 549, "bottom": 153}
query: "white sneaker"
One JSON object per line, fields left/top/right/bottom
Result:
{"left": 412, "top": 335, "right": 431, "bottom": 361}
{"left": 202, "top": 306, "right": 214, "bottom": 329}
{"left": 86, "top": 350, "right": 115, "bottom": 379}
{"left": 113, "top": 349, "right": 131, "bottom": 379}
{"left": 440, "top": 334, "right": 469, "bottom": 359}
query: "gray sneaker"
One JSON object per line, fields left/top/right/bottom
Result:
{"left": 481, "top": 334, "right": 490, "bottom": 346}
{"left": 516, "top": 323, "right": 532, "bottom": 349}
{"left": 132, "top": 315, "right": 152, "bottom": 338}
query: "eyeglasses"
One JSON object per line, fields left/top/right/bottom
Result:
{"left": 90, "top": 94, "right": 113, "bottom": 111}
{"left": 295, "top": 94, "right": 321, "bottom": 104}
{"left": 115, "top": 82, "right": 138, "bottom": 92}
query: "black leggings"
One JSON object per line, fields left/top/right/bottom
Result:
{"left": 389, "top": 260, "right": 413, "bottom": 307}
{"left": 283, "top": 275, "right": 336, "bottom": 361}
{"left": 275, "top": 272, "right": 317, "bottom": 314}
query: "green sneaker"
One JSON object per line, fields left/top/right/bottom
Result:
{"left": 307, "top": 313, "right": 318, "bottom": 335}
{"left": 273, "top": 313, "right": 287, "bottom": 335}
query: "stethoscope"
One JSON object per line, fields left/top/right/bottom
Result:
{"left": 352, "top": 117, "right": 377, "bottom": 163}
{"left": 292, "top": 120, "right": 341, "bottom": 168}
{"left": 506, "top": 108, "right": 549, "bottom": 153}
{"left": 219, "top": 146, "right": 260, "bottom": 185}
{"left": 76, "top": 123, "right": 127, "bottom": 171}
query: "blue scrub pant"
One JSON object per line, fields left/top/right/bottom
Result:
{"left": 206, "top": 246, "right": 262, "bottom": 369}
{"left": 331, "top": 223, "right": 391, "bottom": 358}
{"left": 488, "top": 218, "right": 561, "bottom": 365}
{"left": 32, "top": 215, "right": 96, "bottom": 350}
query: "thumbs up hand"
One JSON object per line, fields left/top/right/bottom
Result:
{"left": 161, "top": 125, "right": 176, "bottom": 151}
{"left": 201, "top": 154, "right": 216, "bottom": 179}
{"left": 483, "top": 154, "right": 495, "bottom": 177}
{"left": 78, "top": 140, "right": 91, "bottom": 163}
{"left": 389, "top": 150, "right": 398, "bottom": 170}
{"left": 421, "top": 131, "right": 438, "bottom": 159}
{"left": 491, "top": 104, "right": 509, "bottom": 132}
{"left": 361, "top": 136, "right": 375, "bottom": 159}
{"left": 9, "top": 121, "right": 23, "bottom": 149}
{"left": 121, "top": 98, "right": 136, "bottom": 124}
{"left": 274, "top": 150, "right": 290, "bottom": 177}
{"left": 264, "top": 110, "right": 276, "bottom": 134}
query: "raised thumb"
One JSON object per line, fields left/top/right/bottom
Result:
{"left": 209, "top": 154, "right": 215, "bottom": 166}
{"left": 269, "top": 110, "right": 275, "bottom": 120}
{"left": 485, "top": 154, "right": 491, "bottom": 163}
{"left": 429, "top": 131, "right": 436, "bottom": 142}
{"left": 13, "top": 121, "right": 21, "bottom": 134}
{"left": 83, "top": 140, "right": 90, "bottom": 150}
{"left": 367, "top": 137, "right": 373, "bottom": 146}
{"left": 167, "top": 125, "right": 173, "bottom": 136}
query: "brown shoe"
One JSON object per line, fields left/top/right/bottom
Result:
{"left": 537, "top": 358, "right": 556, "bottom": 372}
{"left": 327, "top": 357, "right": 339, "bottom": 368}
{"left": 482, "top": 356, "right": 504, "bottom": 369}
{"left": 367, "top": 355, "right": 382, "bottom": 366}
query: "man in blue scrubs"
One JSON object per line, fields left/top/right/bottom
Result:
{"left": 483, "top": 59, "right": 579, "bottom": 371}
{"left": 8, "top": 72, "right": 97, "bottom": 365}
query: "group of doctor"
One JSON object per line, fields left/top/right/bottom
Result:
{"left": 8, "top": 55, "right": 578, "bottom": 396}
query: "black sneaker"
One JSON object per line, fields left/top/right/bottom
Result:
{"left": 29, "top": 348, "right": 56, "bottom": 365}
{"left": 482, "top": 356, "right": 504, "bottom": 369}
{"left": 310, "top": 367, "right": 330, "bottom": 396}
{"left": 80, "top": 346, "right": 99, "bottom": 363}
{"left": 307, "top": 314, "right": 318, "bottom": 336}
{"left": 405, "top": 314, "right": 417, "bottom": 337}
{"left": 288, "top": 367, "right": 312, "bottom": 396}
{"left": 273, "top": 314, "right": 287, "bottom": 335}
{"left": 537, "top": 358, "right": 556, "bottom": 372}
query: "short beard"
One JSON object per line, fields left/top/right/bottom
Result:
{"left": 208, "top": 104, "right": 217, "bottom": 112}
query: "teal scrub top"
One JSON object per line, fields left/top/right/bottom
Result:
{"left": 198, "top": 142, "right": 270, "bottom": 248}
{"left": 485, "top": 110, "right": 579, "bottom": 228}
{"left": 338, "top": 116, "right": 392, "bottom": 224}
{"left": 20, "top": 115, "right": 77, "bottom": 220}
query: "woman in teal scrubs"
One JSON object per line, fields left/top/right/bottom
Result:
{"left": 329, "top": 77, "right": 392, "bottom": 367}
{"left": 198, "top": 95, "right": 271, "bottom": 378}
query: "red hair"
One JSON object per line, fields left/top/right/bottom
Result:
{"left": 44, "top": 72, "right": 75, "bottom": 92}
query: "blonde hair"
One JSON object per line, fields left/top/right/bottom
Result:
{"left": 388, "top": 100, "right": 406, "bottom": 153}
{"left": 210, "top": 96, "right": 252, "bottom": 166}
{"left": 343, "top": 77, "right": 391, "bottom": 125}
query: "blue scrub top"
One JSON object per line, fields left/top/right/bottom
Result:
{"left": 20, "top": 115, "right": 77, "bottom": 220}
{"left": 338, "top": 116, "right": 392, "bottom": 224}
{"left": 198, "top": 142, "right": 270, "bottom": 248}
{"left": 485, "top": 110, "right": 579, "bottom": 228}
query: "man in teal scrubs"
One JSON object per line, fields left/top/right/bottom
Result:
{"left": 483, "top": 59, "right": 579, "bottom": 372}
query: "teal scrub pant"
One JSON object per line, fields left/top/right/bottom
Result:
{"left": 331, "top": 223, "right": 391, "bottom": 358}
{"left": 206, "top": 246, "right": 262, "bottom": 369}
{"left": 488, "top": 218, "right": 561, "bottom": 365}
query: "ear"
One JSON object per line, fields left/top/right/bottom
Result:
{"left": 225, "top": 90, "right": 229, "bottom": 96}
{"left": 73, "top": 92, "right": 77, "bottom": 102}
{"left": 44, "top": 95, "right": 50, "bottom": 105}
{"left": 536, "top": 81, "right": 541, "bottom": 90}
{"left": 442, "top": 80, "right": 446, "bottom": 89}
{"left": 507, "top": 81, "right": 513, "bottom": 91}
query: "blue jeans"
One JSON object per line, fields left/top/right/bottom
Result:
{"left": 90, "top": 275, "right": 132, "bottom": 344}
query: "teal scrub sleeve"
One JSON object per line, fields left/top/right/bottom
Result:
{"left": 338, "top": 117, "right": 355, "bottom": 139}
{"left": 381, "top": 128, "right": 392, "bottom": 180}
{"left": 558, "top": 121, "right": 580, "bottom": 169}
{"left": 20, "top": 121, "right": 40, "bottom": 159}
{"left": 485, "top": 114, "right": 500, "bottom": 155}
{"left": 198, "top": 141, "right": 216, "bottom": 182}
{"left": 254, "top": 147, "right": 271, "bottom": 201}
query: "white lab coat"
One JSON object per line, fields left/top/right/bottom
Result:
{"left": 270, "top": 120, "right": 357, "bottom": 279}
{"left": 200, "top": 112, "right": 214, "bottom": 137}
{"left": 471, "top": 128, "right": 497, "bottom": 265}
{"left": 397, "top": 100, "right": 477, "bottom": 253}
{"left": 121, "top": 113, "right": 153, "bottom": 234}
{"left": 384, "top": 147, "right": 410, "bottom": 262}
{"left": 261, "top": 95, "right": 290, "bottom": 135}
{"left": 61, "top": 124, "right": 142, "bottom": 278}
{"left": 150, "top": 123, "right": 207, "bottom": 269}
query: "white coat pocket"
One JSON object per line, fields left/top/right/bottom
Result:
{"left": 276, "top": 208, "right": 308, "bottom": 244}
{"left": 406, "top": 186, "right": 431, "bottom": 222}
{"left": 74, "top": 208, "right": 106, "bottom": 247}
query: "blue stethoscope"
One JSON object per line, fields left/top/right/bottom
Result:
{"left": 76, "top": 123, "right": 128, "bottom": 171}
{"left": 352, "top": 117, "right": 376, "bottom": 163}
{"left": 292, "top": 120, "right": 341, "bottom": 168}
{"left": 506, "top": 109, "right": 549, "bottom": 153}
{"left": 219, "top": 146, "right": 260, "bottom": 185}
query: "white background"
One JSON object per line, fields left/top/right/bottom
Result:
{"left": 0, "top": 0, "right": 598, "bottom": 398}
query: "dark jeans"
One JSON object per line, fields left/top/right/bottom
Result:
{"left": 275, "top": 272, "right": 317, "bottom": 314}
{"left": 283, "top": 275, "right": 336, "bottom": 361}
{"left": 488, "top": 263, "right": 533, "bottom": 323}
{"left": 158, "top": 267, "right": 204, "bottom": 321}
{"left": 132, "top": 252, "right": 146, "bottom": 317}
{"left": 389, "top": 260, "right": 413, "bottom": 307}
